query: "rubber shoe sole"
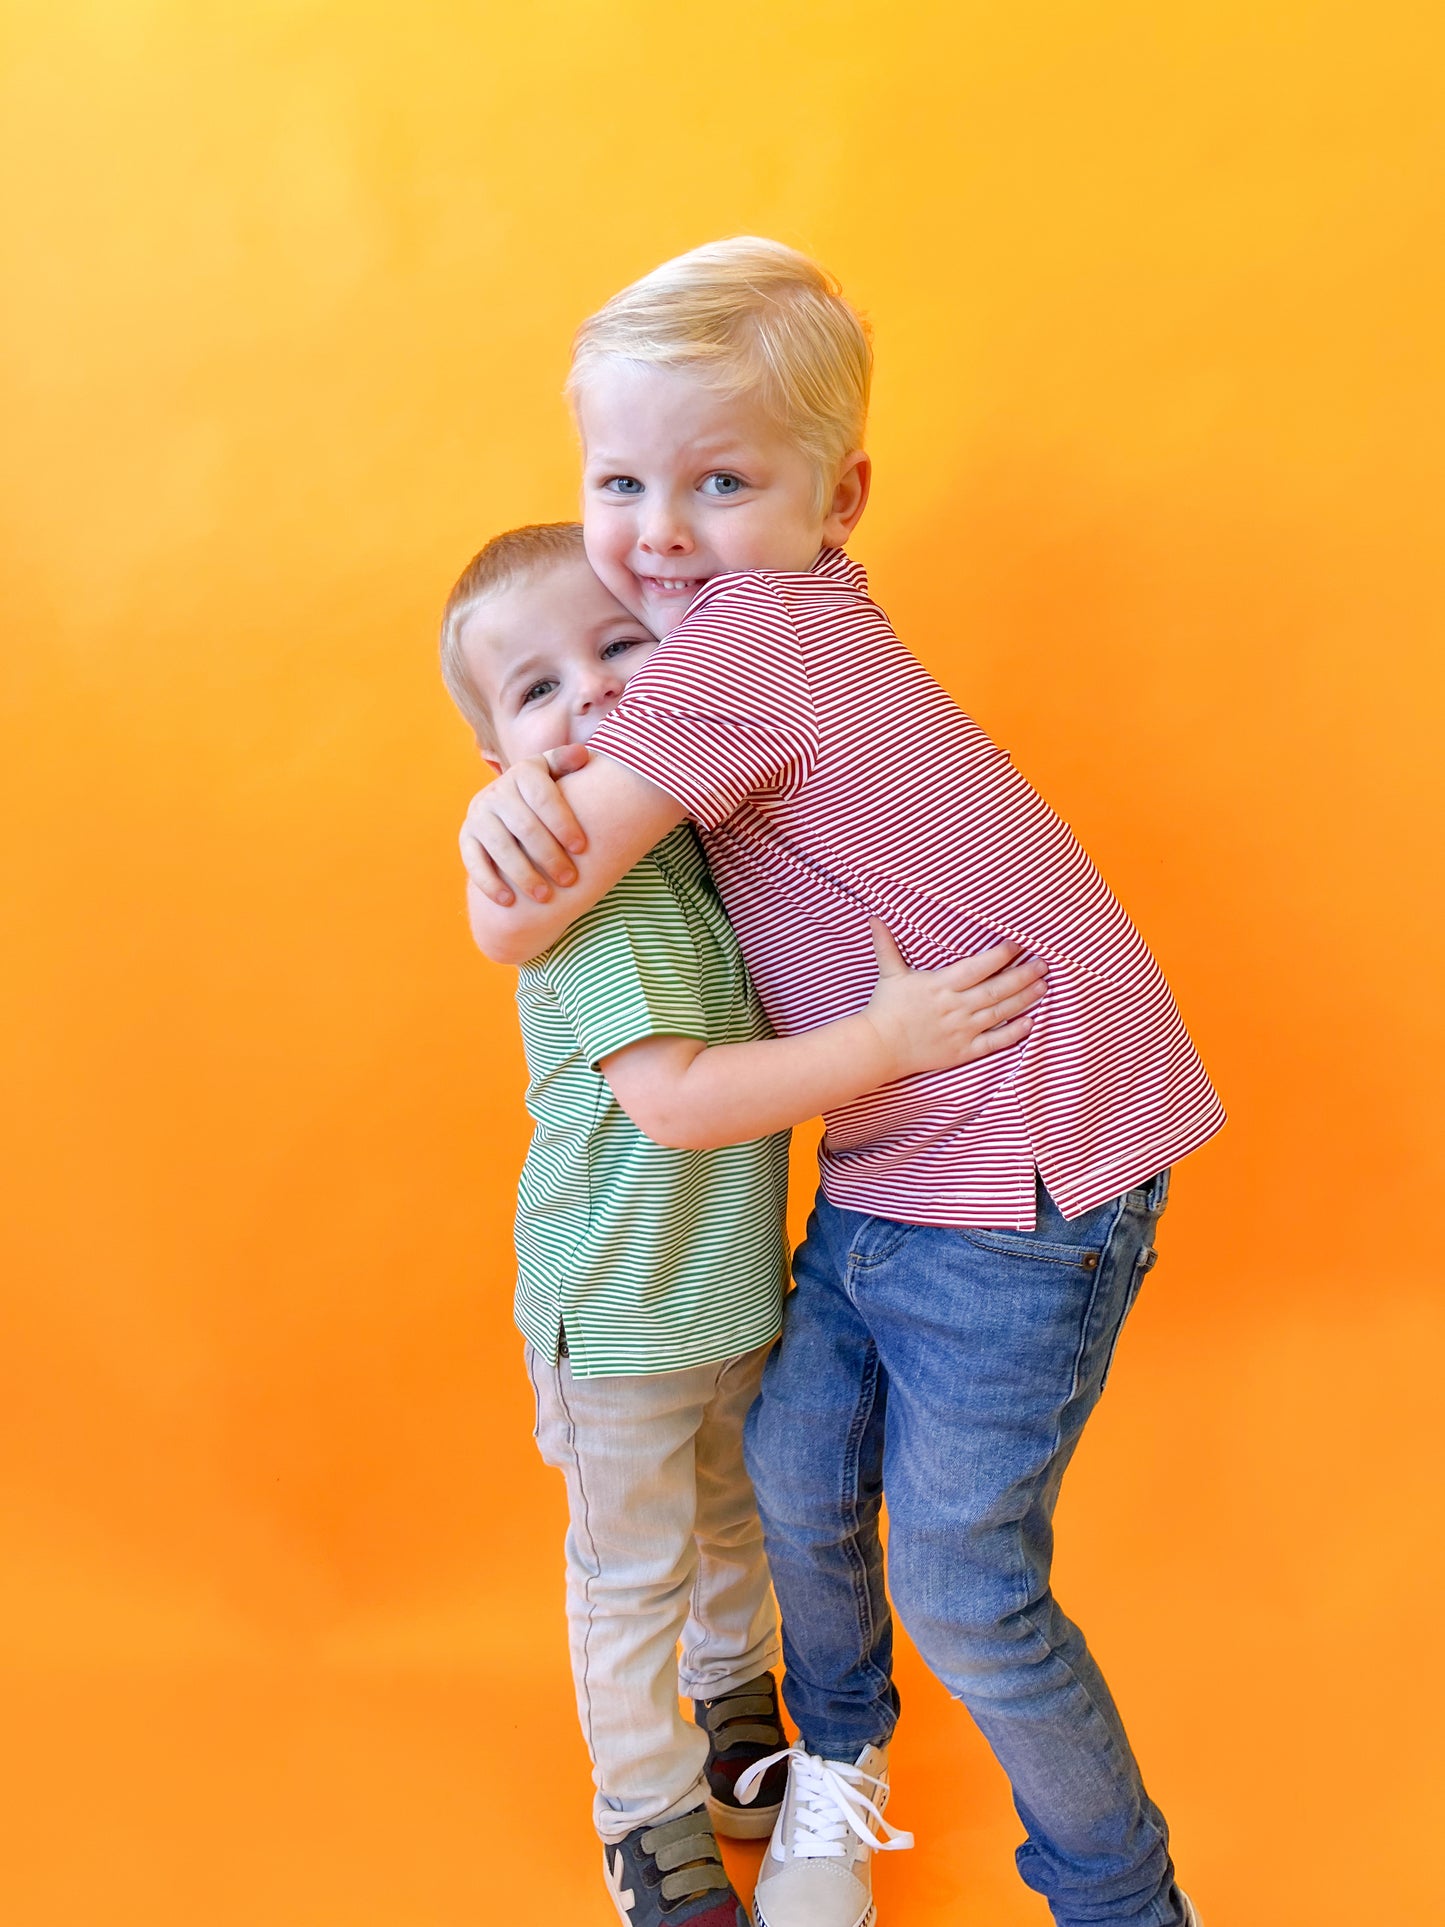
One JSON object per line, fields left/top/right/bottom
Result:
{"left": 709, "top": 1790, "right": 783, "bottom": 1840}
{"left": 752, "top": 1896, "right": 875, "bottom": 1927}
{"left": 697, "top": 1674, "right": 788, "bottom": 1841}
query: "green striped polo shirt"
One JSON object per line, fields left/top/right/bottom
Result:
{"left": 512, "top": 823, "right": 790, "bottom": 1379}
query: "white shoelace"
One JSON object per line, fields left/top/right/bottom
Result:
{"left": 735, "top": 1745, "right": 915, "bottom": 1858}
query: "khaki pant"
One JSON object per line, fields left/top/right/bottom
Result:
{"left": 526, "top": 1340, "right": 780, "bottom": 1844}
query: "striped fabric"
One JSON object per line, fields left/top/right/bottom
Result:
{"left": 512, "top": 823, "right": 789, "bottom": 1378}
{"left": 587, "top": 548, "right": 1225, "bottom": 1229}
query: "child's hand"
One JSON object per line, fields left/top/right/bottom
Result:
{"left": 862, "top": 923, "right": 1047, "bottom": 1080}
{"left": 459, "top": 744, "right": 591, "bottom": 906}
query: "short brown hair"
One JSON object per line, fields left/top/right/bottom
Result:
{"left": 439, "top": 522, "right": 586, "bottom": 750}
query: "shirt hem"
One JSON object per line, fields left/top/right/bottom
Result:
{"left": 515, "top": 1313, "right": 783, "bottom": 1380}
{"left": 817, "top": 1102, "right": 1226, "bottom": 1229}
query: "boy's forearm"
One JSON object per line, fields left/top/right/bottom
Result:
{"left": 606, "top": 1016, "right": 894, "bottom": 1150}
{"left": 467, "top": 880, "right": 566, "bottom": 966}
{"left": 465, "top": 756, "right": 687, "bottom": 965}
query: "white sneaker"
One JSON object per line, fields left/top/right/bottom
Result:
{"left": 736, "top": 1744, "right": 912, "bottom": 1927}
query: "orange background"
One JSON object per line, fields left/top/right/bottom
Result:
{"left": 3, "top": 3, "right": 1442, "bottom": 1922}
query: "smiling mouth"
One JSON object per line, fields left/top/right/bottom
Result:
{"left": 639, "top": 574, "right": 709, "bottom": 595}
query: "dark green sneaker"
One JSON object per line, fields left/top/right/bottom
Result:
{"left": 603, "top": 1807, "right": 746, "bottom": 1926}
{"left": 694, "top": 1672, "right": 788, "bottom": 1840}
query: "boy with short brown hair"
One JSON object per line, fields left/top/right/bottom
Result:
{"left": 442, "top": 519, "right": 1048, "bottom": 1927}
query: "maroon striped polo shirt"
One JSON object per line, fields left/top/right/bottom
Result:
{"left": 587, "top": 547, "right": 1224, "bottom": 1228}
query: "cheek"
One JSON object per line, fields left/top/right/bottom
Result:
{"left": 583, "top": 516, "right": 627, "bottom": 571}
{"left": 717, "top": 518, "right": 759, "bottom": 562}
{"left": 714, "top": 503, "right": 786, "bottom": 569}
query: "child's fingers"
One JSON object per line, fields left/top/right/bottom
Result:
{"left": 939, "top": 940, "right": 1027, "bottom": 988}
{"left": 971, "top": 975, "right": 1049, "bottom": 1028}
{"left": 459, "top": 816, "right": 513, "bottom": 902}
{"left": 516, "top": 755, "right": 588, "bottom": 864}
{"left": 544, "top": 739, "right": 591, "bottom": 792}
{"left": 959, "top": 957, "right": 1047, "bottom": 1009}
{"left": 869, "top": 920, "right": 908, "bottom": 976}
{"left": 461, "top": 842, "right": 515, "bottom": 907}
{"left": 472, "top": 799, "right": 573, "bottom": 902}
{"left": 963, "top": 1011, "right": 1036, "bottom": 1060}
{"left": 482, "top": 788, "right": 582, "bottom": 897}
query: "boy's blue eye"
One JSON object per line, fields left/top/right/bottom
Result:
{"left": 701, "top": 471, "right": 746, "bottom": 497}
{"left": 521, "top": 679, "right": 558, "bottom": 706}
{"left": 602, "top": 637, "right": 644, "bottom": 660}
{"left": 604, "top": 476, "right": 644, "bottom": 496}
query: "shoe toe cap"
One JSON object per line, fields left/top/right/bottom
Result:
{"left": 753, "top": 1858, "right": 871, "bottom": 1927}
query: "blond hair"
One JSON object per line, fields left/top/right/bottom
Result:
{"left": 568, "top": 237, "right": 872, "bottom": 503}
{"left": 438, "top": 522, "right": 586, "bottom": 750}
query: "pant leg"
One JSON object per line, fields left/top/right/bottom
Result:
{"left": 677, "top": 1341, "right": 782, "bottom": 1698}
{"left": 744, "top": 1206, "right": 899, "bottom": 1758}
{"left": 863, "top": 1173, "right": 1186, "bottom": 1927}
{"left": 527, "top": 1345, "right": 720, "bottom": 1843}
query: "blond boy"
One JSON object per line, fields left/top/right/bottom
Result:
{"left": 458, "top": 242, "right": 1220, "bottom": 1927}
{"left": 441, "top": 522, "right": 1046, "bottom": 1927}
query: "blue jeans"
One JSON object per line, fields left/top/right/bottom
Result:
{"left": 744, "top": 1172, "right": 1185, "bottom": 1927}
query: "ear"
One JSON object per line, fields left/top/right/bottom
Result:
{"left": 474, "top": 735, "right": 504, "bottom": 776}
{"left": 820, "top": 450, "right": 871, "bottom": 549}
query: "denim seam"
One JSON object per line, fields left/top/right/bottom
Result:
{"left": 1012, "top": 1659, "right": 1174, "bottom": 1920}
{"left": 1012, "top": 1192, "right": 1152, "bottom": 1639}
{"left": 522, "top": 1342, "right": 542, "bottom": 1442}
{"left": 1098, "top": 1246, "right": 1154, "bottom": 1395}
{"left": 684, "top": 1356, "right": 727, "bottom": 1675}
{"left": 999, "top": 1571, "right": 1172, "bottom": 1912}
{"left": 1006, "top": 1194, "right": 1133, "bottom": 1621}
{"left": 1066, "top": 1192, "right": 1133, "bottom": 1403}
{"left": 835, "top": 1296, "right": 895, "bottom": 1720}
{"left": 849, "top": 1220, "right": 917, "bottom": 1267}
{"left": 551, "top": 1362, "right": 604, "bottom": 1773}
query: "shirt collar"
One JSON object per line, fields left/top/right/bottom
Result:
{"left": 812, "top": 546, "right": 867, "bottom": 592}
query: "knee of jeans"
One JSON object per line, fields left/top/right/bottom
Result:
{"left": 889, "top": 1539, "right": 1051, "bottom": 1687}
{"left": 901, "top": 1594, "right": 1054, "bottom": 1695}
{"left": 743, "top": 1447, "right": 836, "bottom": 1537}
{"left": 744, "top": 1429, "right": 865, "bottom": 1546}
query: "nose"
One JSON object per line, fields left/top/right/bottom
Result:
{"left": 575, "top": 660, "right": 625, "bottom": 716}
{"left": 637, "top": 491, "right": 694, "bottom": 556}
{"left": 571, "top": 662, "right": 628, "bottom": 743}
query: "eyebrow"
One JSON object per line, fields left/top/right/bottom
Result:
{"left": 686, "top": 438, "right": 753, "bottom": 461}
{"left": 496, "top": 656, "right": 552, "bottom": 700}
{"left": 586, "top": 438, "right": 754, "bottom": 468}
{"left": 494, "top": 616, "right": 649, "bottom": 697}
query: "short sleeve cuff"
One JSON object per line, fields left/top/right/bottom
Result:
{"left": 591, "top": 719, "right": 751, "bottom": 831}
{"left": 577, "top": 1010, "right": 711, "bottom": 1072}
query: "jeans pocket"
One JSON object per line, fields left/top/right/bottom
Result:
{"left": 956, "top": 1225, "right": 1105, "bottom": 1270}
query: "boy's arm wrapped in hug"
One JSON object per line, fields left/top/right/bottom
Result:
{"left": 441, "top": 236, "right": 1216, "bottom": 1927}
